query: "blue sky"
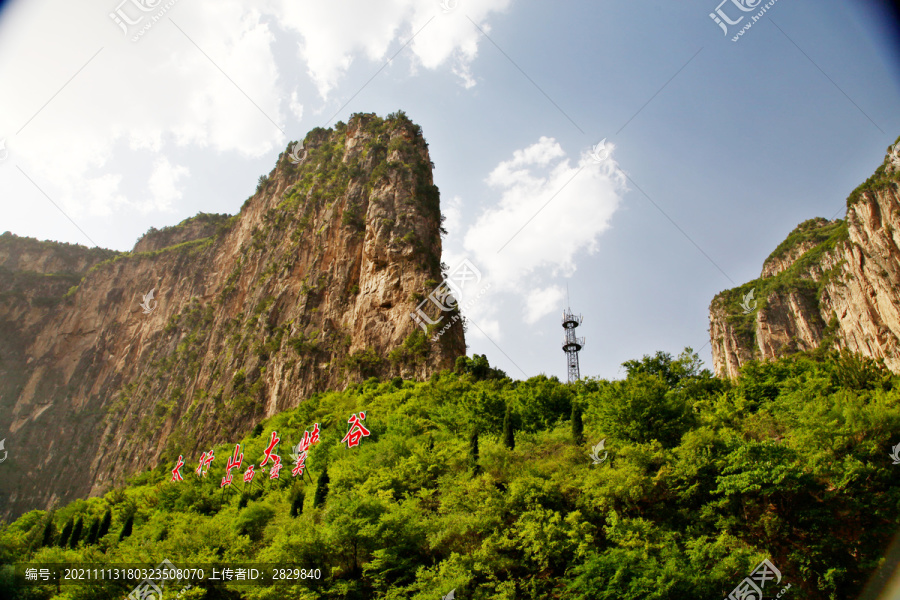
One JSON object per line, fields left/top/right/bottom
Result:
{"left": 1, "top": 0, "right": 898, "bottom": 381}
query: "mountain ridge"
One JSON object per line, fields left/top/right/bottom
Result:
{"left": 0, "top": 111, "right": 465, "bottom": 520}
{"left": 710, "top": 141, "right": 900, "bottom": 377}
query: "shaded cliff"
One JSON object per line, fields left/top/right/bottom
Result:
{"left": 710, "top": 141, "right": 900, "bottom": 377}
{"left": 0, "top": 112, "right": 465, "bottom": 519}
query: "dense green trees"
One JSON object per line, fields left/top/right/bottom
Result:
{"left": 469, "top": 429, "right": 481, "bottom": 475}
{"left": 118, "top": 514, "right": 133, "bottom": 542}
{"left": 86, "top": 519, "right": 99, "bottom": 546}
{"left": 2, "top": 349, "right": 900, "bottom": 599}
{"left": 571, "top": 403, "right": 584, "bottom": 445}
{"left": 39, "top": 519, "right": 53, "bottom": 549}
{"left": 503, "top": 404, "right": 515, "bottom": 450}
{"left": 68, "top": 517, "right": 83, "bottom": 549}
{"left": 56, "top": 518, "right": 73, "bottom": 548}
{"left": 98, "top": 509, "right": 111, "bottom": 539}
{"left": 314, "top": 465, "right": 330, "bottom": 508}
{"left": 290, "top": 492, "right": 304, "bottom": 517}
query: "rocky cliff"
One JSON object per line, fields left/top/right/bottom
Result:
{"left": 0, "top": 112, "right": 465, "bottom": 519}
{"left": 710, "top": 141, "right": 900, "bottom": 377}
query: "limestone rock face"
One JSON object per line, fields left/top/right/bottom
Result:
{"left": 710, "top": 148, "right": 900, "bottom": 378}
{"left": 0, "top": 112, "right": 465, "bottom": 519}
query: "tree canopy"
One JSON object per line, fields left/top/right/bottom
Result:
{"left": 1, "top": 348, "right": 899, "bottom": 599}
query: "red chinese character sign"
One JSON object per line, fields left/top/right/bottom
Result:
{"left": 195, "top": 449, "right": 215, "bottom": 477}
{"left": 341, "top": 412, "right": 370, "bottom": 448}
{"left": 260, "top": 431, "right": 280, "bottom": 467}
{"left": 170, "top": 455, "right": 184, "bottom": 482}
{"left": 291, "top": 423, "right": 321, "bottom": 477}
{"left": 221, "top": 444, "right": 243, "bottom": 488}
{"left": 166, "top": 417, "right": 366, "bottom": 492}
{"left": 260, "top": 431, "right": 283, "bottom": 480}
{"left": 269, "top": 455, "right": 283, "bottom": 479}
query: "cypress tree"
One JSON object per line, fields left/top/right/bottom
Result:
{"left": 86, "top": 519, "right": 100, "bottom": 545}
{"left": 503, "top": 405, "right": 515, "bottom": 450}
{"left": 571, "top": 404, "right": 584, "bottom": 445}
{"left": 69, "top": 517, "right": 83, "bottom": 549}
{"left": 57, "top": 518, "right": 73, "bottom": 548}
{"left": 290, "top": 493, "right": 304, "bottom": 517}
{"left": 469, "top": 430, "right": 481, "bottom": 475}
{"left": 313, "top": 465, "right": 330, "bottom": 508}
{"left": 40, "top": 519, "right": 54, "bottom": 548}
{"left": 118, "top": 514, "right": 134, "bottom": 542}
{"left": 98, "top": 509, "right": 112, "bottom": 539}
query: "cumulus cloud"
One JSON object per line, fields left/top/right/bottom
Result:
{"left": 275, "top": 0, "right": 512, "bottom": 97}
{"left": 524, "top": 285, "right": 566, "bottom": 325}
{"left": 146, "top": 157, "right": 189, "bottom": 213}
{"left": 288, "top": 89, "right": 304, "bottom": 122}
{"left": 0, "top": 0, "right": 512, "bottom": 234}
{"left": 460, "top": 137, "right": 625, "bottom": 327}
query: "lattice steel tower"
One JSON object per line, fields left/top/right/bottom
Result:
{"left": 562, "top": 309, "right": 585, "bottom": 383}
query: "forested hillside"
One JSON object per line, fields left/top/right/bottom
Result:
{"left": 2, "top": 349, "right": 900, "bottom": 600}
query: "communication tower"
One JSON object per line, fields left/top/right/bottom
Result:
{"left": 562, "top": 309, "right": 585, "bottom": 383}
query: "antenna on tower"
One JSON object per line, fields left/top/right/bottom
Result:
{"left": 562, "top": 304, "right": 584, "bottom": 384}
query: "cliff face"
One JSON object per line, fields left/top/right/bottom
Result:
{"left": 710, "top": 144, "right": 900, "bottom": 377}
{"left": 0, "top": 112, "right": 465, "bottom": 519}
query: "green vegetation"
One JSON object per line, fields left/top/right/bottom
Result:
{"left": 343, "top": 347, "right": 383, "bottom": 378}
{"left": 0, "top": 231, "right": 118, "bottom": 269}
{"left": 713, "top": 220, "right": 849, "bottom": 352}
{"left": 764, "top": 218, "right": 847, "bottom": 269}
{"left": 136, "top": 212, "right": 233, "bottom": 249}
{"left": 571, "top": 402, "right": 584, "bottom": 445}
{"left": 847, "top": 136, "right": 900, "bottom": 208}
{"left": 387, "top": 330, "right": 429, "bottom": 366}
{"left": 502, "top": 404, "right": 515, "bottom": 450}
{"left": 3, "top": 349, "right": 900, "bottom": 599}
{"left": 313, "top": 465, "right": 330, "bottom": 508}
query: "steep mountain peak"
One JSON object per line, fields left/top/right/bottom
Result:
{"left": 709, "top": 139, "right": 900, "bottom": 377}
{"left": 0, "top": 111, "right": 464, "bottom": 519}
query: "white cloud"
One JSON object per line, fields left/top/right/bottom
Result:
{"left": 443, "top": 195, "right": 463, "bottom": 237}
{"left": 0, "top": 0, "right": 516, "bottom": 235}
{"left": 0, "top": 0, "right": 286, "bottom": 228}
{"left": 146, "top": 157, "right": 189, "bottom": 213}
{"left": 275, "top": 0, "right": 512, "bottom": 97}
{"left": 461, "top": 137, "right": 625, "bottom": 325}
{"left": 524, "top": 285, "right": 565, "bottom": 324}
{"left": 84, "top": 174, "right": 127, "bottom": 218}
{"left": 289, "top": 89, "right": 304, "bottom": 122}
